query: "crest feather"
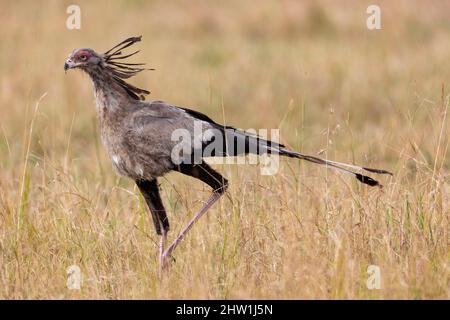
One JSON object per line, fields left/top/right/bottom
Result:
{"left": 103, "top": 36, "right": 153, "bottom": 100}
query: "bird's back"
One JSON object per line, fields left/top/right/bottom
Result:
{"left": 101, "top": 100, "right": 216, "bottom": 180}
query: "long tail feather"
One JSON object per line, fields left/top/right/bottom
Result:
{"left": 278, "top": 149, "right": 392, "bottom": 187}
{"left": 210, "top": 125, "right": 391, "bottom": 187}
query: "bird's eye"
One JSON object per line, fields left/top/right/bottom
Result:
{"left": 80, "top": 55, "right": 87, "bottom": 61}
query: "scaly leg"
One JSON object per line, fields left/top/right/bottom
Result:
{"left": 135, "top": 178, "right": 170, "bottom": 273}
{"left": 161, "top": 163, "right": 228, "bottom": 268}
{"left": 159, "top": 229, "right": 166, "bottom": 265}
{"left": 161, "top": 192, "right": 223, "bottom": 266}
{"left": 158, "top": 229, "right": 167, "bottom": 277}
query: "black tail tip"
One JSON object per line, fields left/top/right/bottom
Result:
{"left": 356, "top": 173, "right": 382, "bottom": 187}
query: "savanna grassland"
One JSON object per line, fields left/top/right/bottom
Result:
{"left": 0, "top": 0, "right": 448, "bottom": 299}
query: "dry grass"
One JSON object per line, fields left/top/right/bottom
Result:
{"left": 0, "top": 0, "right": 449, "bottom": 299}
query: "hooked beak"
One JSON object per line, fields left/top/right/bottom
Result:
{"left": 64, "top": 59, "right": 76, "bottom": 73}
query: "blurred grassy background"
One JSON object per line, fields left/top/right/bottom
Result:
{"left": 0, "top": 0, "right": 448, "bottom": 299}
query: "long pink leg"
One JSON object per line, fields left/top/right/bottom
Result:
{"left": 161, "top": 192, "right": 223, "bottom": 266}
{"left": 156, "top": 227, "right": 168, "bottom": 278}
{"left": 159, "top": 230, "right": 167, "bottom": 264}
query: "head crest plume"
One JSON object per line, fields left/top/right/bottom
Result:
{"left": 103, "top": 36, "right": 153, "bottom": 100}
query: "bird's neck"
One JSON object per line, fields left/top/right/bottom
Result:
{"left": 86, "top": 67, "right": 133, "bottom": 115}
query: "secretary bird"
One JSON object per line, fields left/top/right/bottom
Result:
{"left": 64, "top": 36, "right": 392, "bottom": 268}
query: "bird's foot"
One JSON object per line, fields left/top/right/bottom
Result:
{"left": 160, "top": 252, "right": 176, "bottom": 271}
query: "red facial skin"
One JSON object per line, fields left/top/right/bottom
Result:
{"left": 73, "top": 50, "right": 92, "bottom": 62}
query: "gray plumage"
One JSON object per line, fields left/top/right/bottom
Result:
{"left": 65, "top": 36, "right": 392, "bottom": 269}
